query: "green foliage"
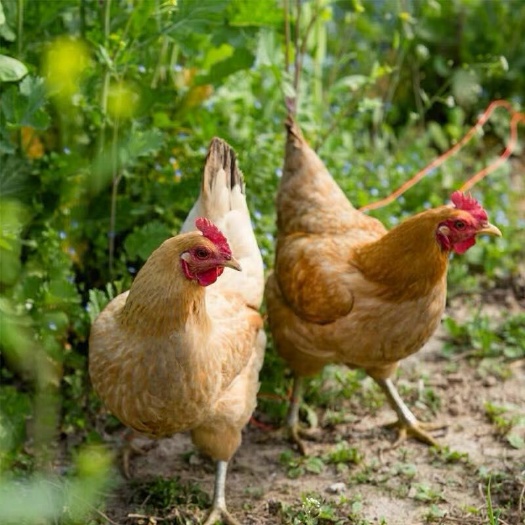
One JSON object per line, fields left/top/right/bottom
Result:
{"left": 279, "top": 450, "right": 326, "bottom": 479}
{"left": 281, "top": 492, "right": 349, "bottom": 525}
{"left": 130, "top": 476, "right": 210, "bottom": 512}
{"left": 323, "top": 442, "right": 363, "bottom": 467}
{"left": 444, "top": 312, "right": 525, "bottom": 360}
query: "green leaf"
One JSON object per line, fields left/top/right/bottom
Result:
{"left": 0, "top": 77, "right": 50, "bottom": 129}
{"left": 227, "top": 0, "right": 283, "bottom": 27}
{"left": 0, "top": 2, "right": 15, "bottom": 42}
{"left": 0, "top": 54, "right": 28, "bottom": 82}
{"left": 124, "top": 221, "right": 173, "bottom": 262}
{"left": 163, "top": 0, "right": 230, "bottom": 37}
{"left": 198, "top": 47, "right": 254, "bottom": 84}
{"left": 507, "top": 434, "right": 524, "bottom": 450}
{"left": 124, "top": 129, "right": 164, "bottom": 162}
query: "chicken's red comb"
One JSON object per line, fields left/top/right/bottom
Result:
{"left": 195, "top": 217, "right": 232, "bottom": 256}
{"left": 450, "top": 191, "right": 488, "bottom": 222}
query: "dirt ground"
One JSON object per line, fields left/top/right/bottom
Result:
{"left": 99, "top": 284, "right": 525, "bottom": 525}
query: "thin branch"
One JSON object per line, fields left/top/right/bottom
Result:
{"left": 290, "top": 0, "right": 322, "bottom": 118}
{"left": 293, "top": 0, "right": 301, "bottom": 95}
{"left": 108, "top": 118, "right": 121, "bottom": 277}
{"left": 284, "top": 0, "right": 290, "bottom": 75}
{"left": 128, "top": 513, "right": 166, "bottom": 521}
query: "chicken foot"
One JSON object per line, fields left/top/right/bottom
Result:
{"left": 202, "top": 461, "right": 240, "bottom": 525}
{"left": 375, "top": 377, "right": 445, "bottom": 447}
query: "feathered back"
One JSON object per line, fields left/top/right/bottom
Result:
{"left": 278, "top": 117, "right": 386, "bottom": 241}
{"left": 181, "top": 138, "right": 264, "bottom": 309}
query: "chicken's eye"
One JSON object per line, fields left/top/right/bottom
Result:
{"left": 195, "top": 247, "right": 210, "bottom": 259}
{"left": 454, "top": 220, "right": 466, "bottom": 230}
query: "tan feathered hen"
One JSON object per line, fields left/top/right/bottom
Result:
{"left": 89, "top": 139, "right": 265, "bottom": 525}
{"left": 265, "top": 117, "right": 501, "bottom": 454}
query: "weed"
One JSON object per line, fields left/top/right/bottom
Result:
{"left": 279, "top": 450, "right": 326, "bottom": 479}
{"left": 130, "top": 477, "right": 209, "bottom": 513}
{"left": 443, "top": 312, "right": 525, "bottom": 360}
{"left": 410, "top": 482, "right": 445, "bottom": 504}
{"left": 484, "top": 401, "right": 522, "bottom": 437}
{"left": 423, "top": 504, "right": 447, "bottom": 522}
{"left": 429, "top": 445, "right": 470, "bottom": 465}
{"left": 281, "top": 492, "right": 348, "bottom": 524}
{"left": 485, "top": 477, "right": 501, "bottom": 525}
{"left": 324, "top": 442, "right": 363, "bottom": 468}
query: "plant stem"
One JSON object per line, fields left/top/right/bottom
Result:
{"left": 284, "top": 0, "right": 290, "bottom": 74}
{"left": 17, "top": 0, "right": 24, "bottom": 57}
{"left": 99, "top": 0, "right": 113, "bottom": 153}
{"left": 108, "top": 118, "right": 121, "bottom": 277}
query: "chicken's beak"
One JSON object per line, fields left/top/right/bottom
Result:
{"left": 222, "top": 256, "right": 242, "bottom": 272}
{"left": 477, "top": 222, "right": 502, "bottom": 237}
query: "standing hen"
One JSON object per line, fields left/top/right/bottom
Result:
{"left": 265, "top": 117, "right": 501, "bottom": 454}
{"left": 89, "top": 138, "right": 265, "bottom": 525}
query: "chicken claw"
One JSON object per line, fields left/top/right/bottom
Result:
{"left": 120, "top": 430, "right": 155, "bottom": 479}
{"left": 385, "top": 419, "right": 444, "bottom": 448}
{"left": 375, "top": 377, "right": 446, "bottom": 448}
{"left": 202, "top": 508, "right": 241, "bottom": 525}
{"left": 202, "top": 461, "right": 240, "bottom": 525}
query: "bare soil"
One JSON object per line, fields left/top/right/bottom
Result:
{"left": 99, "top": 286, "right": 525, "bottom": 525}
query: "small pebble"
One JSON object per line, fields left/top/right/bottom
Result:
{"left": 483, "top": 376, "right": 497, "bottom": 387}
{"left": 327, "top": 482, "right": 346, "bottom": 494}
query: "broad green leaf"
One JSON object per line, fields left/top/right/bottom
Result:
{"left": 0, "top": 55, "right": 27, "bottom": 82}
{"left": 0, "top": 1, "right": 14, "bottom": 41}
{"left": 227, "top": 0, "right": 283, "bottom": 27}
{"left": 507, "top": 434, "right": 524, "bottom": 450}
{"left": 124, "top": 221, "right": 173, "bottom": 261}
{"left": 0, "top": 79, "right": 50, "bottom": 130}
{"left": 197, "top": 48, "right": 254, "bottom": 84}
{"left": 124, "top": 129, "right": 164, "bottom": 161}
{"left": 202, "top": 43, "right": 234, "bottom": 70}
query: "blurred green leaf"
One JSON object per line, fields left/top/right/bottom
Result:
{"left": 124, "top": 220, "right": 173, "bottom": 262}
{"left": 0, "top": 54, "right": 27, "bottom": 82}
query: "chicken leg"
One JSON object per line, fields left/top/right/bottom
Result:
{"left": 375, "top": 377, "right": 444, "bottom": 447}
{"left": 285, "top": 375, "right": 321, "bottom": 455}
{"left": 120, "top": 429, "right": 156, "bottom": 479}
{"left": 202, "top": 461, "right": 240, "bottom": 525}
{"left": 286, "top": 375, "right": 307, "bottom": 455}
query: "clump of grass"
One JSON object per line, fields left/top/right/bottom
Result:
{"left": 279, "top": 450, "right": 326, "bottom": 479}
{"left": 323, "top": 442, "right": 363, "bottom": 468}
{"left": 129, "top": 476, "right": 209, "bottom": 513}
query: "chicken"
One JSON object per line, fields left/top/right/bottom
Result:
{"left": 89, "top": 138, "right": 265, "bottom": 525}
{"left": 265, "top": 117, "right": 501, "bottom": 454}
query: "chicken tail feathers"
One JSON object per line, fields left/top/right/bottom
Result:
{"left": 181, "top": 137, "right": 247, "bottom": 231}
{"left": 181, "top": 137, "right": 264, "bottom": 309}
{"left": 204, "top": 137, "right": 245, "bottom": 198}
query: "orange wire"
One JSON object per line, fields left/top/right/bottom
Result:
{"left": 459, "top": 110, "right": 525, "bottom": 192}
{"left": 358, "top": 100, "right": 524, "bottom": 212}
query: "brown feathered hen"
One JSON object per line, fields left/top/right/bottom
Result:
{"left": 89, "top": 139, "right": 265, "bottom": 525}
{"left": 265, "top": 117, "right": 501, "bottom": 454}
